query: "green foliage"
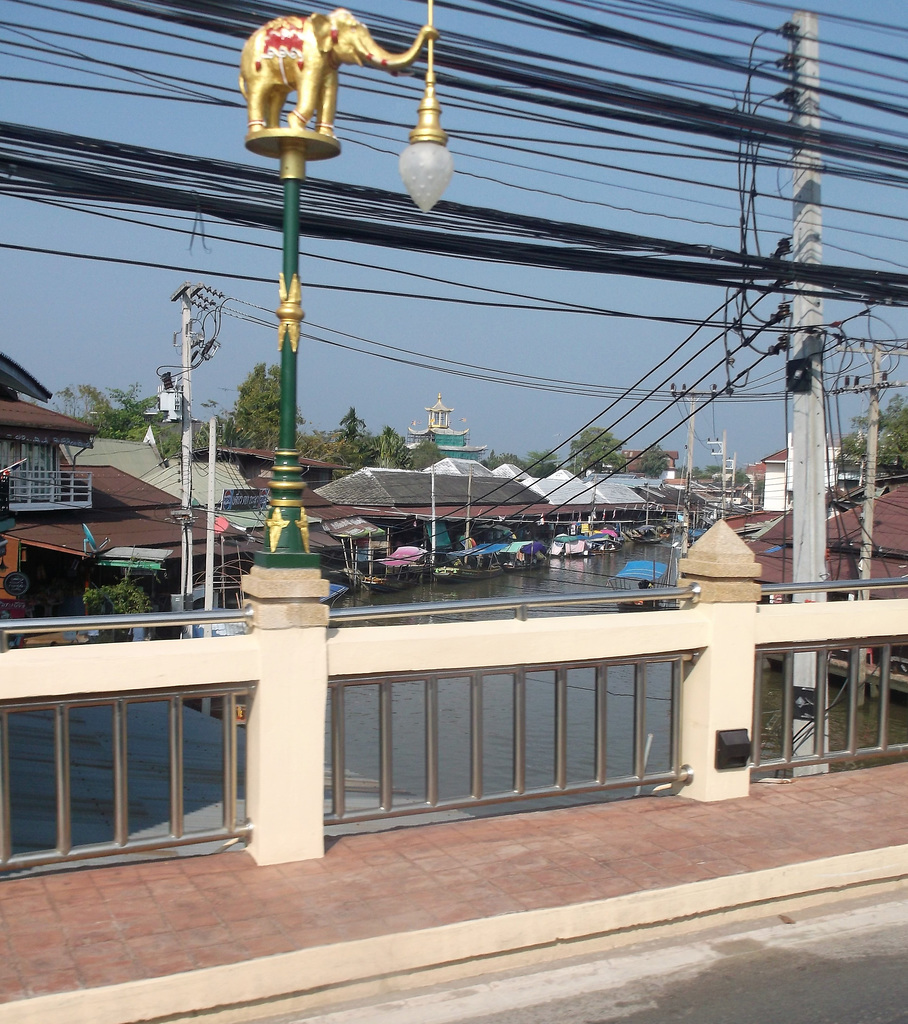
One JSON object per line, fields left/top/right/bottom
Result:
{"left": 376, "top": 426, "right": 412, "bottom": 469}
{"left": 224, "top": 363, "right": 299, "bottom": 450}
{"left": 523, "top": 450, "right": 560, "bottom": 476}
{"left": 409, "top": 439, "right": 441, "bottom": 470}
{"left": 638, "top": 447, "right": 670, "bottom": 477}
{"left": 569, "top": 427, "right": 623, "bottom": 474}
{"left": 56, "top": 383, "right": 156, "bottom": 440}
{"left": 843, "top": 396, "right": 908, "bottom": 471}
{"left": 83, "top": 578, "right": 151, "bottom": 616}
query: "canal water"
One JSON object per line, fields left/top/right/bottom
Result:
{"left": 332, "top": 538, "right": 679, "bottom": 616}
{"left": 327, "top": 538, "right": 682, "bottom": 819}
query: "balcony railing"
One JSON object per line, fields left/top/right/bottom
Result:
{"left": 9, "top": 469, "right": 92, "bottom": 510}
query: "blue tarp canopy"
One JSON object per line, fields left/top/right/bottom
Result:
{"left": 615, "top": 561, "right": 667, "bottom": 582}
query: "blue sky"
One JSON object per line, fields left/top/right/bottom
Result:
{"left": 3, "top": 0, "right": 908, "bottom": 469}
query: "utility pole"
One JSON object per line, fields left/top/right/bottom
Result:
{"left": 786, "top": 11, "right": 828, "bottom": 772}
{"left": 787, "top": 10, "right": 828, "bottom": 600}
{"left": 859, "top": 343, "right": 881, "bottom": 588}
{"left": 171, "top": 283, "right": 196, "bottom": 622}
{"left": 672, "top": 383, "right": 715, "bottom": 556}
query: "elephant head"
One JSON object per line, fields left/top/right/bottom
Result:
{"left": 315, "top": 8, "right": 438, "bottom": 72}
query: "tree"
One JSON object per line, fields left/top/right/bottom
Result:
{"left": 409, "top": 439, "right": 441, "bottom": 470}
{"left": 56, "top": 383, "right": 155, "bottom": 439}
{"left": 638, "top": 447, "right": 670, "bottom": 478}
{"left": 224, "top": 363, "right": 296, "bottom": 450}
{"left": 523, "top": 450, "right": 560, "bottom": 476}
{"left": 56, "top": 383, "right": 181, "bottom": 458}
{"left": 569, "top": 427, "right": 623, "bottom": 474}
{"left": 376, "top": 426, "right": 412, "bottom": 469}
{"left": 843, "top": 396, "right": 908, "bottom": 472}
{"left": 83, "top": 577, "right": 151, "bottom": 641}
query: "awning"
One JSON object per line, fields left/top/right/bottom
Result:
{"left": 95, "top": 546, "right": 173, "bottom": 570}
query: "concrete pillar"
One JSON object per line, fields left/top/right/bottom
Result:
{"left": 243, "top": 565, "right": 329, "bottom": 865}
{"left": 677, "top": 521, "right": 762, "bottom": 802}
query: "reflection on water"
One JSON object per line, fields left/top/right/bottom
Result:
{"left": 332, "top": 541, "right": 678, "bottom": 622}
{"left": 756, "top": 650, "right": 908, "bottom": 771}
{"left": 327, "top": 660, "right": 677, "bottom": 817}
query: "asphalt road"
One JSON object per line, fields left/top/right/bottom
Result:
{"left": 260, "top": 891, "right": 908, "bottom": 1024}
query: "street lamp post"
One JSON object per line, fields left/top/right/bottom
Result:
{"left": 241, "top": 7, "right": 451, "bottom": 570}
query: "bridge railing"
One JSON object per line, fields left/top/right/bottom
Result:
{"left": 0, "top": 525, "right": 907, "bottom": 871}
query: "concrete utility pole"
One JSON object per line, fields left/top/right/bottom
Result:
{"left": 788, "top": 10, "right": 828, "bottom": 600}
{"left": 171, "top": 283, "right": 197, "bottom": 620}
{"left": 787, "top": 12, "right": 828, "bottom": 771}
{"left": 859, "top": 343, "right": 881, "bottom": 587}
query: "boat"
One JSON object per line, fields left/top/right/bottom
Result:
{"left": 321, "top": 582, "right": 349, "bottom": 604}
{"left": 549, "top": 534, "right": 590, "bottom": 558}
{"left": 586, "top": 529, "right": 623, "bottom": 552}
{"left": 608, "top": 560, "right": 670, "bottom": 611}
{"left": 434, "top": 542, "right": 506, "bottom": 582}
{"left": 632, "top": 525, "right": 662, "bottom": 545}
{"left": 358, "top": 545, "right": 427, "bottom": 593}
{"left": 500, "top": 540, "right": 548, "bottom": 570}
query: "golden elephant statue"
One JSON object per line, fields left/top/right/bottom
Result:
{"left": 239, "top": 9, "right": 438, "bottom": 138}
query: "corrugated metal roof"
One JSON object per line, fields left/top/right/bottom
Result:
{"left": 317, "top": 467, "right": 542, "bottom": 508}
{"left": 0, "top": 397, "right": 94, "bottom": 440}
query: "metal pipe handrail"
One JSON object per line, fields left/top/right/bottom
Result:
{"left": 760, "top": 577, "right": 908, "bottom": 597}
{"left": 329, "top": 582, "right": 701, "bottom": 624}
{"left": 0, "top": 606, "right": 254, "bottom": 653}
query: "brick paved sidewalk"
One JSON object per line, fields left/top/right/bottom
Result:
{"left": 2, "top": 763, "right": 908, "bottom": 1006}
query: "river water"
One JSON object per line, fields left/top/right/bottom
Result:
{"left": 332, "top": 539, "right": 679, "bottom": 615}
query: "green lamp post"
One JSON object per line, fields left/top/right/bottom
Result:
{"left": 240, "top": 7, "right": 452, "bottom": 569}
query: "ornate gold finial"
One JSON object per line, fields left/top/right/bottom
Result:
{"left": 297, "top": 512, "right": 311, "bottom": 553}
{"left": 265, "top": 505, "right": 290, "bottom": 551}
{"left": 277, "top": 273, "right": 303, "bottom": 352}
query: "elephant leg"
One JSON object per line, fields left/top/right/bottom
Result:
{"left": 288, "top": 67, "right": 321, "bottom": 131}
{"left": 265, "top": 86, "right": 288, "bottom": 129}
{"left": 244, "top": 78, "right": 271, "bottom": 132}
{"left": 315, "top": 70, "right": 338, "bottom": 138}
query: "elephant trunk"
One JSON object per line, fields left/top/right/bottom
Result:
{"left": 360, "top": 25, "right": 434, "bottom": 72}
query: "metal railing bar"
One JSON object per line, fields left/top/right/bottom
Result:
{"left": 0, "top": 824, "right": 251, "bottom": 872}
{"left": 0, "top": 683, "right": 252, "bottom": 713}
{"left": 331, "top": 686, "right": 346, "bottom": 820}
{"left": 169, "top": 697, "right": 184, "bottom": 840}
{"left": 671, "top": 657, "right": 683, "bottom": 774}
{"left": 781, "top": 654, "right": 795, "bottom": 765}
{"left": 325, "top": 767, "right": 691, "bottom": 825}
{"left": 845, "top": 650, "right": 860, "bottom": 757}
{"left": 879, "top": 645, "right": 892, "bottom": 752}
{"left": 425, "top": 677, "right": 439, "bottom": 807}
{"left": 379, "top": 680, "right": 393, "bottom": 812}
{"left": 554, "top": 669, "right": 568, "bottom": 791}
{"left": 329, "top": 584, "right": 701, "bottom": 625}
{"left": 223, "top": 695, "right": 237, "bottom": 832}
{"left": 112, "top": 700, "right": 129, "bottom": 848}
{"left": 633, "top": 663, "right": 647, "bottom": 781}
{"left": 0, "top": 606, "right": 254, "bottom": 651}
{"left": 761, "top": 578, "right": 908, "bottom": 597}
{"left": 814, "top": 651, "right": 828, "bottom": 760}
{"left": 330, "top": 652, "right": 700, "bottom": 689}
{"left": 755, "top": 743, "right": 908, "bottom": 771}
{"left": 0, "top": 714, "right": 9, "bottom": 864}
{"left": 595, "top": 665, "right": 607, "bottom": 785}
{"left": 470, "top": 673, "right": 483, "bottom": 801}
{"left": 513, "top": 671, "right": 526, "bottom": 796}
{"left": 55, "top": 705, "right": 71, "bottom": 858}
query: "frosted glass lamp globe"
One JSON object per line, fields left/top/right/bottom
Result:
{"left": 399, "top": 141, "right": 454, "bottom": 213}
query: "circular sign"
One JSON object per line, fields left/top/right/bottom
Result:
{"left": 3, "top": 572, "right": 29, "bottom": 596}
